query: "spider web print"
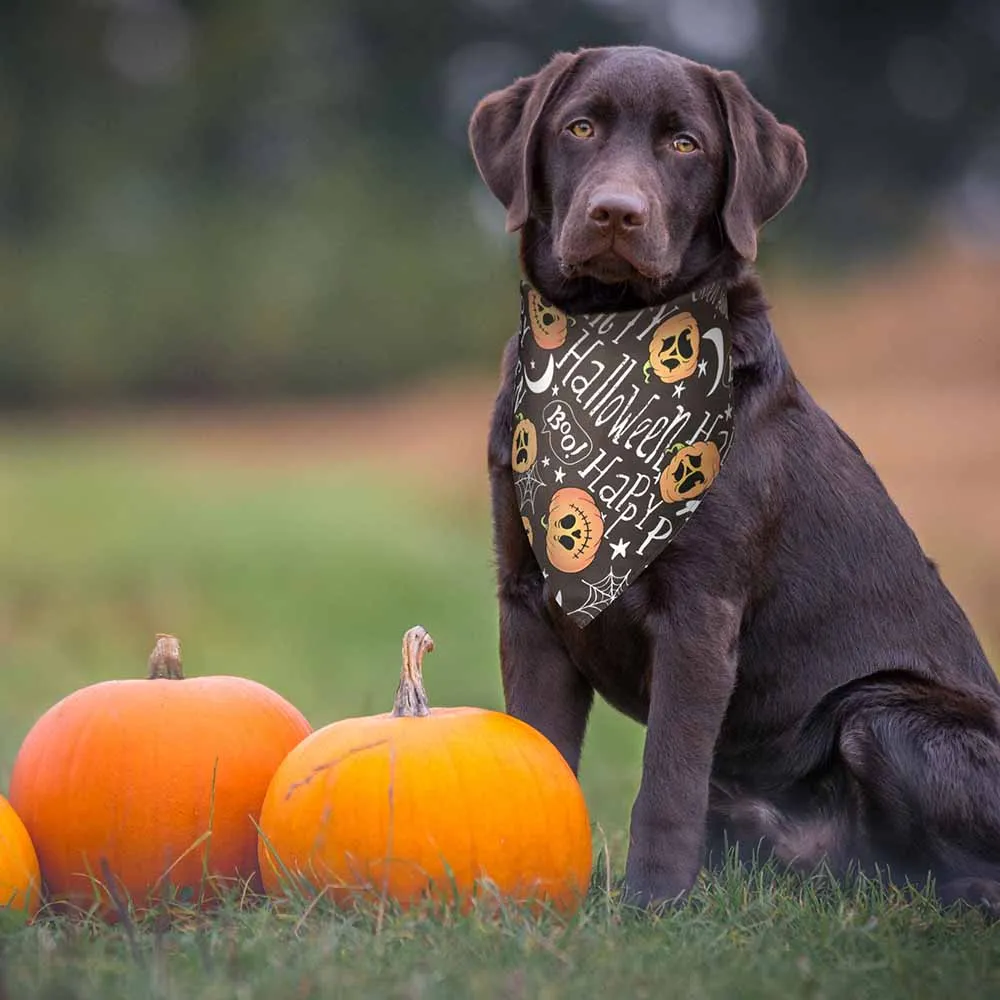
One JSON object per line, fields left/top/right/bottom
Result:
{"left": 514, "top": 463, "right": 546, "bottom": 513}
{"left": 569, "top": 567, "right": 632, "bottom": 623}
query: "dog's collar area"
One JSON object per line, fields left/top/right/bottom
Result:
{"left": 519, "top": 278, "right": 730, "bottom": 322}
{"left": 512, "top": 280, "right": 734, "bottom": 626}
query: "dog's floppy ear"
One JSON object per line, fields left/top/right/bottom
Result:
{"left": 711, "top": 69, "right": 807, "bottom": 261}
{"left": 468, "top": 52, "right": 581, "bottom": 233}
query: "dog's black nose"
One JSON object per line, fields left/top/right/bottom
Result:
{"left": 587, "top": 190, "right": 648, "bottom": 231}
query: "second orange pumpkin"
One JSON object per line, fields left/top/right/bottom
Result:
{"left": 259, "top": 627, "right": 593, "bottom": 915}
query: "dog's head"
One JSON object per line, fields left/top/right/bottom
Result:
{"left": 469, "top": 46, "right": 806, "bottom": 311}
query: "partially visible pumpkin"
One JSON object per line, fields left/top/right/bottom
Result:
{"left": 259, "top": 627, "right": 592, "bottom": 915}
{"left": 659, "top": 441, "right": 721, "bottom": 502}
{"left": 9, "top": 635, "right": 311, "bottom": 913}
{"left": 0, "top": 794, "right": 41, "bottom": 918}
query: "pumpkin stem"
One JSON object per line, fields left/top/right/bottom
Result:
{"left": 391, "top": 627, "right": 434, "bottom": 718}
{"left": 147, "top": 634, "right": 184, "bottom": 680}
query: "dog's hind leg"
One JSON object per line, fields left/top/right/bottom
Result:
{"left": 831, "top": 671, "right": 1000, "bottom": 914}
{"left": 706, "top": 778, "right": 856, "bottom": 876}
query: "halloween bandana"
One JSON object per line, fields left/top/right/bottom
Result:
{"left": 512, "top": 281, "right": 734, "bottom": 627}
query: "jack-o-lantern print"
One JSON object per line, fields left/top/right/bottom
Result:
{"left": 646, "top": 311, "right": 700, "bottom": 384}
{"left": 545, "top": 488, "right": 604, "bottom": 573}
{"left": 527, "top": 290, "right": 569, "bottom": 350}
{"left": 511, "top": 414, "right": 538, "bottom": 473}
{"left": 659, "top": 441, "right": 721, "bottom": 503}
{"left": 514, "top": 280, "right": 733, "bottom": 625}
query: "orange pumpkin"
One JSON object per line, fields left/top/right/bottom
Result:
{"left": 9, "top": 635, "right": 311, "bottom": 913}
{"left": 258, "top": 627, "right": 592, "bottom": 915}
{"left": 659, "top": 441, "right": 721, "bottom": 502}
{"left": 0, "top": 794, "right": 41, "bottom": 918}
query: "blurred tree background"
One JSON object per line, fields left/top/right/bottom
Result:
{"left": 1, "top": 0, "right": 998, "bottom": 407}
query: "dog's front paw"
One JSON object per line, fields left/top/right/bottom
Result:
{"left": 622, "top": 856, "right": 696, "bottom": 912}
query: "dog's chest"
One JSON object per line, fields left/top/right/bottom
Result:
{"left": 548, "top": 583, "right": 657, "bottom": 724}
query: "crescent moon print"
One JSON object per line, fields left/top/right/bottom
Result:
{"left": 524, "top": 354, "right": 555, "bottom": 394}
{"left": 702, "top": 327, "right": 725, "bottom": 396}
{"left": 514, "top": 280, "right": 734, "bottom": 627}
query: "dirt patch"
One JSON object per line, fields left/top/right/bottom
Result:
{"left": 772, "top": 241, "right": 1000, "bottom": 392}
{"left": 119, "top": 376, "right": 497, "bottom": 480}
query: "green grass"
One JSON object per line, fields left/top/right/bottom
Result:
{"left": 1, "top": 422, "right": 997, "bottom": 999}
{"left": 3, "top": 865, "right": 999, "bottom": 1000}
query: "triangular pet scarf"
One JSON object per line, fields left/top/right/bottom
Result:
{"left": 512, "top": 281, "right": 734, "bottom": 627}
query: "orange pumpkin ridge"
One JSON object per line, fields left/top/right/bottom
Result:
{"left": 9, "top": 635, "right": 311, "bottom": 916}
{"left": 258, "top": 627, "right": 593, "bottom": 916}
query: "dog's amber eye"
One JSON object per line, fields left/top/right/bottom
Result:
{"left": 672, "top": 135, "right": 698, "bottom": 153}
{"left": 566, "top": 119, "right": 595, "bottom": 139}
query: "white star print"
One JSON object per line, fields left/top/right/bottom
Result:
{"left": 541, "top": 455, "right": 551, "bottom": 467}
{"left": 530, "top": 359, "right": 536, "bottom": 370}
{"left": 551, "top": 384, "right": 560, "bottom": 396}
{"left": 672, "top": 381, "right": 687, "bottom": 399}
{"left": 697, "top": 359, "right": 708, "bottom": 376}
{"left": 554, "top": 467, "right": 566, "bottom": 483}
{"left": 724, "top": 404, "right": 733, "bottom": 420}
{"left": 610, "top": 537, "right": 630, "bottom": 559}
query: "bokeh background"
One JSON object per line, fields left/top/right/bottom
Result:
{"left": 2, "top": 0, "right": 999, "bottom": 847}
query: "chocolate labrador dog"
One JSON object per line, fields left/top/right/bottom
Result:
{"left": 468, "top": 46, "right": 1000, "bottom": 911}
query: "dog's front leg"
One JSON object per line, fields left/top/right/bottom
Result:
{"left": 493, "top": 462, "right": 594, "bottom": 774}
{"left": 624, "top": 593, "right": 741, "bottom": 906}
{"left": 490, "top": 337, "right": 595, "bottom": 774}
{"left": 498, "top": 575, "right": 595, "bottom": 775}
